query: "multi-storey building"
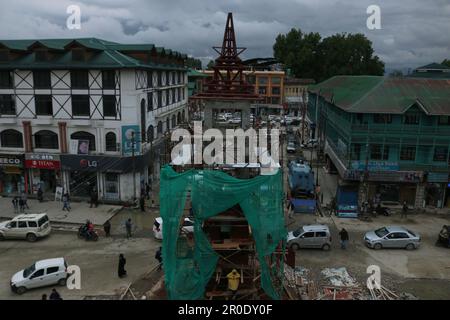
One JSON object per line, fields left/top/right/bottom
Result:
{"left": 0, "top": 38, "right": 188, "bottom": 202}
{"left": 283, "top": 77, "right": 315, "bottom": 116}
{"left": 308, "top": 76, "right": 450, "bottom": 209}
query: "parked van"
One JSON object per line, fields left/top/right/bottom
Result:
{"left": 0, "top": 213, "right": 51, "bottom": 242}
{"left": 10, "top": 258, "right": 68, "bottom": 294}
{"left": 287, "top": 224, "right": 332, "bottom": 251}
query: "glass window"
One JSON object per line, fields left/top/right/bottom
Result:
{"left": 38, "top": 216, "right": 49, "bottom": 227}
{"left": 247, "top": 75, "right": 256, "bottom": 84}
{"left": 271, "top": 77, "right": 281, "bottom": 84}
{"left": 102, "top": 70, "right": 115, "bottom": 89}
{"left": 433, "top": 146, "right": 448, "bottom": 162}
{"left": 147, "top": 125, "right": 154, "bottom": 142}
{"left": 103, "top": 95, "right": 116, "bottom": 117}
{"left": 166, "top": 90, "right": 170, "bottom": 105}
{"left": 258, "top": 77, "right": 268, "bottom": 85}
{"left": 258, "top": 87, "right": 267, "bottom": 95}
{"left": 71, "top": 131, "right": 96, "bottom": 151}
{"left": 9, "top": 221, "right": 17, "bottom": 228}
{"left": 35, "top": 130, "right": 58, "bottom": 149}
{"left": 157, "top": 91, "right": 162, "bottom": 108}
{"left": 370, "top": 145, "right": 388, "bottom": 160}
{"left": 157, "top": 71, "right": 162, "bottom": 87}
{"left": 0, "top": 71, "right": 12, "bottom": 88}
{"left": 0, "top": 95, "right": 16, "bottom": 115}
{"left": 35, "top": 95, "right": 53, "bottom": 116}
{"left": 72, "top": 95, "right": 90, "bottom": 117}
{"left": 18, "top": 221, "right": 27, "bottom": 228}
{"left": 30, "top": 269, "right": 44, "bottom": 279}
{"left": 46, "top": 267, "right": 59, "bottom": 275}
{"left": 147, "top": 71, "right": 153, "bottom": 88}
{"left": 315, "top": 232, "right": 327, "bottom": 237}
{"left": 70, "top": 70, "right": 88, "bottom": 89}
{"left": 28, "top": 221, "right": 37, "bottom": 228}
{"left": 0, "top": 129, "right": 23, "bottom": 148}
{"left": 404, "top": 113, "right": 420, "bottom": 125}
{"left": 272, "top": 87, "right": 281, "bottom": 95}
{"left": 105, "top": 132, "right": 117, "bottom": 151}
{"left": 400, "top": 145, "right": 416, "bottom": 161}
{"left": 351, "top": 144, "right": 361, "bottom": 161}
{"left": 302, "top": 232, "right": 315, "bottom": 238}
{"left": 33, "top": 71, "right": 51, "bottom": 89}
{"left": 147, "top": 92, "right": 153, "bottom": 111}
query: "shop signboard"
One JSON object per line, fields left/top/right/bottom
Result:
{"left": 121, "top": 125, "right": 141, "bottom": 156}
{"left": 25, "top": 154, "right": 61, "bottom": 170}
{"left": 351, "top": 161, "right": 399, "bottom": 171}
{"left": 0, "top": 154, "right": 23, "bottom": 167}
{"left": 427, "top": 172, "right": 449, "bottom": 183}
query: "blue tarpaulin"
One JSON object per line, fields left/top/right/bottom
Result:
{"left": 291, "top": 199, "right": 316, "bottom": 214}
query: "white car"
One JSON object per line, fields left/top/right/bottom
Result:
{"left": 11, "top": 258, "right": 68, "bottom": 295}
{"left": 228, "top": 118, "right": 241, "bottom": 124}
{"left": 0, "top": 213, "right": 51, "bottom": 242}
{"left": 287, "top": 142, "right": 297, "bottom": 153}
{"left": 153, "top": 217, "right": 194, "bottom": 240}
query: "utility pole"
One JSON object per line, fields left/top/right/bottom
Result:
{"left": 131, "top": 131, "right": 136, "bottom": 200}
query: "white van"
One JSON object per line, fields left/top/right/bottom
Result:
{"left": 0, "top": 213, "right": 51, "bottom": 242}
{"left": 10, "top": 258, "right": 68, "bottom": 294}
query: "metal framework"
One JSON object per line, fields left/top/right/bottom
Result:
{"left": 192, "top": 13, "right": 261, "bottom": 102}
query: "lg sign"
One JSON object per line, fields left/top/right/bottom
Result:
{"left": 80, "top": 159, "right": 98, "bottom": 168}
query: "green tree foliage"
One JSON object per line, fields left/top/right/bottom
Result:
{"left": 273, "top": 29, "right": 385, "bottom": 82}
{"left": 441, "top": 59, "right": 450, "bottom": 68}
{"left": 206, "top": 60, "right": 215, "bottom": 70}
{"left": 186, "top": 57, "right": 202, "bottom": 69}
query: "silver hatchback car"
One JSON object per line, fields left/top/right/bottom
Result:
{"left": 364, "top": 226, "right": 420, "bottom": 250}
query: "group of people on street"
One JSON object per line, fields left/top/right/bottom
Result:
{"left": 117, "top": 247, "right": 163, "bottom": 279}
{"left": 11, "top": 192, "right": 30, "bottom": 214}
{"left": 41, "top": 288, "right": 62, "bottom": 300}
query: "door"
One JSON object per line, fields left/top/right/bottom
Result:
{"left": 27, "top": 269, "right": 46, "bottom": 289}
{"left": 17, "top": 220, "right": 29, "bottom": 239}
{"left": 45, "top": 266, "right": 63, "bottom": 286}
{"left": 4, "top": 221, "right": 19, "bottom": 239}
{"left": 391, "top": 232, "right": 410, "bottom": 248}
{"left": 314, "top": 231, "right": 328, "bottom": 248}
{"left": 298, "top": 232, "right": 315, "bottom": 248}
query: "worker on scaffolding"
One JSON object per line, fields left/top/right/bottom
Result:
{"left": 227, "top": 269, "right": 241, "bottom": 299}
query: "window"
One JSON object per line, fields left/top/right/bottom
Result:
{"left": 30, "top": 269, "right": 44, "bottom": 279}
{"left": 157, "top": 91, "right": 162, "bottom": 108}
{"left": 0, "top": 71, "right": 12, "bottom": 88}
{"left": 315, "top": 232, "right": 327, "bottom": 237}
{"left": 272, "top": 87, "right": 281, "bottom": 95}
{"left": 147, "top": 71, "right": 153, "bottom": 88}
{"left": 72, "top": 95, "right": 90, "bottom": 117}
{"left": 302, "top": 232, "right": 315, "bottom": 238}
{"left": 166, "top": 90, "right": 170, "bottom": 105}
{"left": 147, "top": 92, "right": 153, "bottom": 111}
{"left": 9, "top": 221, "right": 17, "bottom": 228}
{"left": 33, "top": 71, "right": 51, "bottom": 89}
{"left": 433, "top": 146, "right": 448, "bottom": 162}
{"left": 71, "top": 70, "right": 88, "bottom": 89}
{"left": 172, "top": 89, "right": 175, "bottom": 104}
{"left": 103, "top": 95, "right": 116, "bottom": 117}
{"left": 71, "top": 132, "right": 96, "bottom": 151}
{"left": 18, "top": 221, "right": 27, "bottom": 228}
{"left": 47, "top": 267, "right": 60, "bottom": 275}
{"left": 38, "top": 216, "right": 48, "bottom": 227}
{"left": 35, "top": 50, "right": 48, "bottom": 62}
{"left": 258, "top": 87, "right": 267, "bottom": 95}
{"left": 172, "top": 72, "right": 176, "bottom": 85}
{"left": 35, "top": 95, "right": 53, "bottom": 116}
{"left": 271, "top": 77, "right": 281, "bottom": 84}
{"left": 28, "top": 221, "right": 37, "bottom": 228}
{"left": 102, "top": 70, "right": 115, "bottom": 89}
{"left": 178, "top": 72, "right": 182, "bottom": 84}
{"left": 166, "top": 118, "right": 170, "bottom": 132}
{"left": 157, "top": 121, "right": 163, "bottom": 134}
{"left": 400, "top": 145, "right": 416, "bottom": 161}
{"left": 172, "top": 115, "right": 176, "bottom": 127}
{"left": 34, "top": 130, "right": 58, "bottom": 149}
{"left": 0, "top": 95, "right": 15, "bottom": 115}
{"left": 404, "top": 113, "right": 420, "bottom": 125}
{"left": 438, "top": 116, "right": 450, "bottom": 125}
{"left": 0, "top": 129, "right": 23, "bottom": 148}
{"left": 105, "top": 132, "right": 117, "bottom": 151}
{"left": 373, "top": 114, "right": 392, "bottom": 124}
{"left": 147, "top": 125, "right": 154, "bottom": 142}
{"left": 258, "top": 77, "right": 268, "bottom": 85}
{"left": 370, "top": 145, "right": 388, "bottom": 160}
{"left": 157, "top": 71, "right": 162, "bottom": 87}
{"left": 271, "top": 97, "right": 280, "bottom": 104}
{"left": 166, "top": 71, "right": 170, "bottom": 86}
{"left": 351, "top": 144, "right": 361, "bottom": 161}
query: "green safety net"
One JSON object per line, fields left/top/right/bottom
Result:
{"left": 160, "top": 165, "right": 287, "bottom": 300}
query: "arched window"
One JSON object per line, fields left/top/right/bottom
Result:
{"left": 177, "top": 112, "right": 181, "bottom": 124}
{"left": 0, "top": 129, "right": 23, "bottom": 148}
{"left": 147, "top": 125, "right": 154, "bottom": 142}
{"left": 166, "top": 117, "right": 170, "bottom": 132}
{"left": 182, "top": 110, "right": 186, "bottom": 122}
{"left": 172, "top": 114, "right": 176, "bottom": 127}
{"left": 34, "top": 130, "right": 58, "bottom": 149}
{"left": 157, "top": 121, "right": 163, "bottom": 135}
{"left": 105, "top": 132, "right": 117, "bottom": 151}
{"left": 71, "top": 131, "right": 96, "bottom": 151}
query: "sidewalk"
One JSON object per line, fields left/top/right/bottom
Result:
{"left": 0, "top": 196, "right": 122, "bottom": 227}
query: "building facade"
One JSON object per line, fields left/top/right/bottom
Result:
{"left": 283, "top": 77, "right": 315, "bottom": 116}
{"left": 308, "top": 76, "right": 450, "bottom": 209}
{"left": 0, "top": 38, "right": 188, "bottom": 202}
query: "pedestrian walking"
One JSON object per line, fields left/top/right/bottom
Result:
{"left": 62, "top": 192, "right": 71, "bottom": 212}
{"left": 139, "top": 195, "right": 145, "bottom": 212}
{"left": 401, "top": 201, "right": 408, "bottom": 219}
{"left": 118, "top": 254, "right": 127, "bottom": 278}
{"left": 18, "top": 197, "right": 25, "bottom": 213}
{"left": 125, "top": 218, "right": 132, "bottom": 239}
{"left": 339, "top": 228, "right": 349, "bottom": 249}
{"left": 12, "top": 196, "right": 19, "bottom": 214}
{"left": 145, "top": 183, "right": 151, "bottom": 200}
{"left": 155, "top": 246, "right": 163, "bottom": 270}
{"left": 21, "top": 192, "right": 29, "bottom": 209}
{"left": 49, "top": 288, "right": 62, "bottom": 300}
{"left": 90, "top": 188, "right": 98, "bottom": 208}
{"left": 104, "top": 220, "right": 111, "bottom": 237}
{"left": 37, "top": 186, "right": 44, "bottom": 202}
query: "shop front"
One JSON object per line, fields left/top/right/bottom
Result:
{"left": 0, "top": 154, "right": 25, "bottom": 194}
{"left": 425, "top": 172, "right": 448, "bottom": 208}
{"left": 25, "top": 154, "right": 62, "bottom": 194}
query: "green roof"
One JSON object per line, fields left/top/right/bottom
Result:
{"left": 0, "top": 38, "right": 187, "bottom": 71}
{"left": 416, "top": 62, "right": 450, "bottom": 71}
{"left": 188, "top": 69, "right": 209, "bottom": 78}
{"left": 309, "top": 75, "right": 450, "bottom": 115}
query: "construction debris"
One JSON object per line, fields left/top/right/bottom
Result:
{"left": 283, "top": 265, "right": 402, "bottom": 300}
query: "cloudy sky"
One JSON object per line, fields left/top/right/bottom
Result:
{"left": 0, "top": 0, "right": 449, "bottom": 71}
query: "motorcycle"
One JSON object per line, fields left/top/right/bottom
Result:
{"left": 78, "top": 225, "right": 99, "bottom": 241}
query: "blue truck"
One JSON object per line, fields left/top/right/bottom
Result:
{"left": 335, "top": 186, "right": 359, "bottom": 218}
{"left": 287, "top": 160, "right": 316, "bottom": 214}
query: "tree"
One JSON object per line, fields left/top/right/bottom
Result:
{"left": 273, "top": 29, "right": 385, "bottom": 82}
{"left": 206, "top": 60, "right": 215, "bottom": 70}
{"left": 441, "top": 59, "right": 450, "bottom": 68}
{"left": 186, "top": 57, "right": 202, "bottom": 69}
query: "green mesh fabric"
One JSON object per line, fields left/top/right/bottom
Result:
{"left": 160, "top": 165, "right": 287, "bottom": 300}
